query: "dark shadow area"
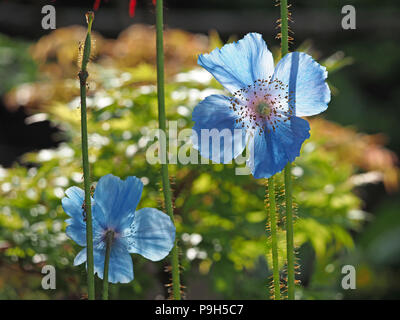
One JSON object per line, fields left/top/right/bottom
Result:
{"left": 0, "top": 99, "right": 62, "bottom": 167}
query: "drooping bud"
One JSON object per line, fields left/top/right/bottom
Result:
{"left": 85, "top": 11, "right": 95, "bottom": 25}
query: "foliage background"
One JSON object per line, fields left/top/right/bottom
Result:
{"left": 0, "top": 0, "right": 399, "bottom": 299}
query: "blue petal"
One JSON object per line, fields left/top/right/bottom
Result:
{"left": 66, "top": 216, "right": 103, "bottom": 247}
{"left": 62, "top": 186, "right": 105, "bottom": 246}
{"left": 247, "top": 116, "right": 310, "bottom": 178}
{"left": 73, "top": 248, "right": 87, "bottom": 266}
{"left": 93, "top": 174, "right": 143, "bottom": 232}
{"left": 63, "top": 187, "right": 87, "bottom": 246}
{"left": 192, "top": 94, "right": 247, "bottom": 163}
{"left": 93, "top": 241, "right": 134, "bottom": 284}
{"left": 66, "top": 220, "right": 87, "bottom": 246}
{"left": 198, "top": 33, "right": 275, "bottom": 94}
{"left": 62, "top": 186, "right": 84, "bottom": 220}
{"left": 124, "top": 208, "right": 175, "bottom": 262}
{"left": 92, "top": 202, "right": 107, "bottom": 230}
{"left": 271, "top": 52, "right": 331, "bottom": 117}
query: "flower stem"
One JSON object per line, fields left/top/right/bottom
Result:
{"left": 267, "top": 177, "right": 281, "bottom": 300}
{"left": 284, "top": 163, "right": 295, "bottom": 300}
{"left": 155, "top": 0, "right": 181, "bottom": 300}
{"left": 280, "top": 0, "right": 289, "bottom": 57}
{"left": 280, "top": 0, "right": 295, "bottom": 300}
{"left": 102, "top": 230, "right": 114, "bottom": 300}
{"left": 79, "top": 11, "right": 95, "bottom": 300}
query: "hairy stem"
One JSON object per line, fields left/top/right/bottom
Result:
{"left": 280, "top": 0, "right": 289, "bottom": 56}
{"left": 267, "top": 177, "right": 281, "bottom": 300}
{"left": 280, "top": 0, "right": 295, "bottom": 300}
{"left": 155, "top": 0, "right": 181, "bottom": 300}
{"left": 79, "top": 11, "right": 95, "bottom": 300}
{"left": 284, "top": 163, "right": 295, "bottom": 300}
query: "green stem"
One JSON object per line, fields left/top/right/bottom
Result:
{"left": 280, "top": 0, "right": 295, "bottom": 300}
{"left": 280, "top": 0, "right": 289, "bottom": 57}
{"left": 284, "top": 163, "right": 295, "bottom": 300}
{"left": 79, "top": 11, "right": 95, "bottom": 300}
{"left": 155, "top": 0, "right": 181, "bottom": 300}
{"left": 267, "top": 177, "right": 281, "bottom": 300}
{"left": 102, "top": 230, "right": 114, "bottom": 300}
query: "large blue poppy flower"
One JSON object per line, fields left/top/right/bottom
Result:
{"left": 62, "top": 174, "right": 176, "bottom": 283}
{"left": 191, "top": 33, "right": 330, "bottom": 178}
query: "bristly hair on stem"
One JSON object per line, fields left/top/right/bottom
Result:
{"left": 275, "top": 0, "right": 294, "bottom": 47}
{"left": 277, "top": 174, "right": 301, "bottom": 300}
{"left": 265, "top": 178, "right": 281, "bottom": 300}
{"left": 266, "top": 174, "right": 299, "bottom": 300}
{"left": 276, "top": 0, "right": 298, "bottom": 300}
{"left": 158, "top": 176, "right": 185, "bottom": 300}
{"left": 155, "top": 0, "right": 182, "bottom": 300}
{"left": 78, "top": 10, "right": 95, "bottom": 300}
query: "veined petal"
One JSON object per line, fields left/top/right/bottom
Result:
{"left": 192, "top": 94, "right": 247, "bottom": 164}
{"left": 271, "top": 52, "right": 331, "bottom": 117}
{"left": 247, "top": 116, "right": 310, "bottom": 178}
{"left": 198, "top": 33, "right": 275, "bottom": 94}
{"left": 61, "top": 186, "right": 84, "bottom": 220}
{"left": 66, "top": 219, "right": 87, "bottom": 247}
{"left": 73, "top": 248, "right": 87, "bottom": 266}
{"left": 63, "top": 186, "right": 104, "bottom": 246}
{"left": 109, "top": 242, "right": 134, "bottom": 284}
{"left": 93, "top": 241, "right": 134, "bottom": 284}
{"left": 65, "top": 217, "right": 103, "bottom": 247}
{"left": 93, "top": 174, "right": 143, "bottom": 231}
{"left": 124, "top": 208, "right": 175, "bottom": 262}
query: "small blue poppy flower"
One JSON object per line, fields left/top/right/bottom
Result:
{"left": 62, "top": 174, "right": 176, "bottom": 284}
{"left": 192, "top": 33, "right": 331, "bottom": 178}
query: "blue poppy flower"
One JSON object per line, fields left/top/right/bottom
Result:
{"left": 191, "top": 33, "right": 330, "bottom": 178}
{"left": 62, "top": 174, "right": 176, "bottom": 283}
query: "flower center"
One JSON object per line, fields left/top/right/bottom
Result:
{"left": 104, "top": 229, "right": 115, "bottom": 243}
{"left": 229, "top": 77, "right": 294, "bottom": 134}
{"left": 256, "top": 101, "right": 272, "bottom": 116}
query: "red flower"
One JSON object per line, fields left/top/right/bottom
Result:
{"left": 93, "top": 0, "right": 156, "bottom": 17}
{"left": 93, "top": 0, "right": 101, "bottom": 11}
{"left": 129, "top": 0, "right": 137, "bottom": 17}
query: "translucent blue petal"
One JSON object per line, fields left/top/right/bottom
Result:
{"left": 66, "top": 220, "right": 87, "bottom": 247}
{"left": 65, "top": 207, "right": 104, "bottom": 249}
{"left": 62, "top": 186, "right": 105, "bottom": 247}
{"left": 73, "top": 248, "right": 87, "bottom": 266}
{"left": 247, "top": 116, "right": 310, "bottom": 178}
{"left": 66, "top": 217, "right": 103, "bottom": 247}
{"left": 92, "top": 248, "right": 105, "bottom": 279}
{"left": 61, "top": 186, "right": 84, "bottom": 220}
{"left": 124, "top": 208, "right": 175, "bottom": 262}
{"left": 93, "top": 241, "right": 134, "bottom": 284}
{"left": 92, "top": 202, "right": 107, "bottom": 230}
{"left": 272, "top": 52, "right": 331, "bottom": 117}
{"left": 108, "top": 242, "right": 134, "bottom": 284}
{"left": 93, "top": 174, "right": 143, "bottom": 232}
{"left": 192, "top": 94, "right": 247, "bottom": 163}
{"left": 198, "top": 33, "right": 275, "bottom": 93}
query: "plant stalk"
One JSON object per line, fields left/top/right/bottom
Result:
{"left": 284, "top": 162, "right": 295, "bottom": 300}
{"left": 267, "top": 177, "right": 281, "bottom": 300}
{"left": 79, "top": 11, "right": 95, "bottom": 300}
{"left": 280, "top": 0, "right": 289, "bottom": 57}
{"left": 280, "top": 0, "right": 295, "bottom": 300}
{"left": 155, "top": 0, "right": 181, "bottom": 300}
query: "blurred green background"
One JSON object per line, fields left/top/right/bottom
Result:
{"left": 0, "top": 0, "right": 399, "bottom": 299}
